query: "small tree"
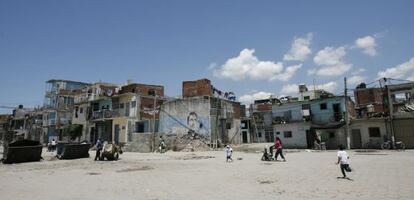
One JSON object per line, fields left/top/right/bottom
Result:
{"left": 63, "top": 124, "right": 83, "bottom": 142}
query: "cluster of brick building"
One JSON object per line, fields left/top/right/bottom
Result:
{"left": 1, "top": 78, "right": 241, "bottom": 152}
{"left": 244, "top": 80, "right": 414, "bottom": 149}
{"left": 2, "top": 78, "right": 414, "bottom": 150}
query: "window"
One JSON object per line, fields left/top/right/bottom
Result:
{"left": 75, "top": 107, "right": 79, "bottom": 118}
{"left": 283, "top": 131, "right": 292, "bottom": 138}
{"left": 131, "top": 101, "right": 136, "bottom": 108}
{"left": 276, "top": 131, "right": 280, "bottom": 135}
{"left": 112, "top": 103, "right": 119, "bottom": 109}
{"left": 329, "top": 132, "right": 335, "bottom": 138}
{"left": 93, "top": 103, "right": 99, "bottom": 111}
{"left": 304, "top": 96, "right": 310, "bottom": 100}
{"left": 368, "top": 127, "right": 381, "bottom": 137}
{"left": 258, "top": 132, "right": 262, "bottom": 138}
{"left": 148, "top": 90, "right": 156, "bottom": 96}
{"left": 80, "top": 107, "right": 83, "bottom": 113}
{"left": 302, "top": 104, "right": 310, "bottom": 109}
{"left": 226, "top": 122, "right": 232, "bottom": 129}
{"left": 241, "top": 121, "right": 247, "bottom": 129}
{"left": 136, "top": 122, "right": 145, "bottom": 133}
{"left": 320, "top": 103, "right": 327, "bottom": 110}
{"left": 120, "top": 103, "right": 124, "bottom": 109}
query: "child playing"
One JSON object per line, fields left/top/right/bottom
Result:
{"left": 225, "top": 145, "right": 233, "bottom": 162}
{"left": 336, "top": 145, "right": 351, "bottom": 178}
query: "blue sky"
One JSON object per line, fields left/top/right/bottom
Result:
{"left": 1, "top": 0, "right": 414, "bottom": 113}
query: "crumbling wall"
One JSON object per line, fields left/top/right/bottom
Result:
{"left": 159, "top": 97, "right": 212, "bottom": 151}
{"left": 210, "top": 98, "right": 241, "bottom": 146}
{"left": 126, "top": 132, "right": 152, "bottom": 152}
{"left": 354, "top": 88, "right": 387, "bottom": 114}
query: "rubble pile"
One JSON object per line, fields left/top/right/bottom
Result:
{"left": 173, "top": 133, "right": 212, "bottom": 152}
{"left": 181, "top": 139, "right": 212, "bottom": 152}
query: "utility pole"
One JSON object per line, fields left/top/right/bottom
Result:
{"left": 251, "top": 107, "right": 260, "bottom": 143}
{"left": 344, "top": 77, "right": 351, "bottom": 149}
{"left": 385, "top": 84, "right": 396, "bottom": 148}
{"left": 152, "top": 95, "right": 157, "bottom": 152}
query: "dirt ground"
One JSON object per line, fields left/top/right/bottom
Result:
{"left": 1, "top": 148, "right": 413, "bottom": 200}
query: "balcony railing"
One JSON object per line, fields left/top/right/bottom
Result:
{"left": 92, "top": 110, "right": 122, "bottom": 119}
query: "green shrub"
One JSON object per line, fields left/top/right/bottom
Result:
{"left": 63, "top": 124, "right": 83, "bottom": 142}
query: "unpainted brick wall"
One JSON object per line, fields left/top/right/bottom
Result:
{"left": 355, "top": 88, "right": 387, "bottom": 113}
{"left": 139, "top": 96, "right": 163, "bottom": 120}
{"left": 120, "top": 84, "right": 164, "bottom": 96}
{"left": 182, "top": 79, "right": 212, "bottom": 98}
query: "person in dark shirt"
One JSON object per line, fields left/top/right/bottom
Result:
{"left": 94, "top": 138, "right": 103, "bottom": 161}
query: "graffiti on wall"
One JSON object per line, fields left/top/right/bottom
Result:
{"left": 160, "top": 111, "right": 210, "bottom": 137}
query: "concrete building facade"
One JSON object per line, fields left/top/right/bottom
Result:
{"left": 160, "top": 79, "right": 241, "bottom": 149}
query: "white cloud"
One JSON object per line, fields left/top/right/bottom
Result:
{"left": 313, "top": 46, "right": 352, "bottom": 76}
{"left": 307, "top": 68, "right": 317, "bottom": 75}
{"left": 270, "top": 64, "right": 302, "bottom": 81}
{"left": 283, "top": 33, "right": 313, "bottom": 62}
{"left": 238, "top": 91, "right": 274, "bottom": 105}
{"left": 407, "top": 73, "right": 414, "bottom": 81}
{"left": 314, "top": 46, "right": 346, "bottom": 66}
{"left": 348, "top": 75, "right": 366, "bottom": 85}
{"left": 214, "top": 49, "right": 300, "bottom": 81}
{"left": 281, "top": 82, "right": 338, "bottom": 95}
{"left": 281, "top": 84, "right": 299, "bottom": 94}
{"left": 377, "top": 57, "right": 414, "bottom": 79}
{"left": 316, "top": 63, "right": 352, "bottom": 76}
{"left": 355, "top": 35, "right": 377, "bottom": 56}
{"left": 316, "top": 82, "right": 338, "bottom": 93}
{"left": 207, "top": 63, "right": 217, "bottom": 70}
{"left": 352, "top": 68, "right": 366, "bottom": 75}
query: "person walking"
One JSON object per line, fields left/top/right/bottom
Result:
{"left": 225, "top": 145, "right": 233, "bottom": 162}
{"left": 159, "top": 136, "right": 166, "bottom": 153}
{"left": 94, "top": 138, "right": 103, "bottom": 161}
{"left": 336, "top": 145, "right": 351, "bottom": 178}
{"left": 274, "top": 137, "right": 286, "bottom": 162}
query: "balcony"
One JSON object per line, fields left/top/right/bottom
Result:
{"left": 92, "top": 110, "right": 119, "bottom": 120}
{"left": 74, "top": 94, "right": 89, "bottom": 104}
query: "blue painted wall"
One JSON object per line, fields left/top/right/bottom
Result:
{"left": 310, "top": 97, "right": 345, "bottom": 124}
{"left": 272, "top": 102, "right": 303, "bottom": 122}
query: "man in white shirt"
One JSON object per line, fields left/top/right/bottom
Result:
{"left": 336, "top": 145, "right": 350, "bottom": 178}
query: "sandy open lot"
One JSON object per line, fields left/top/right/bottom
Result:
{"left": 1, "top": 148, "right": 413, "bottom": 200}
